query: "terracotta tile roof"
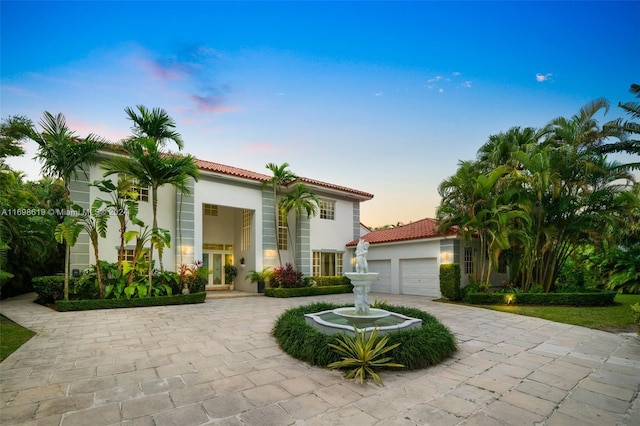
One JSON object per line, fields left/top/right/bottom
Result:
{"left": 196, "top": 159, "right": 373, "bottom": 199}
{"left": 347, "top": 218, "right": 458, "bottom": 246}
{"left": 101, "top": 145, "right": 372, "bottom": 199}
{"left": 295, "top": 177, "right": 374, "bottom": 199}
{"left": 196, "top": 159, "right": 272, "bottom": 182}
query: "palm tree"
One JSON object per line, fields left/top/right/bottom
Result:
{"left": 54, "top": 216, "right": 83, "bottom": 300}
{"left": 279, "top": 182, "right": 320, "bottom": 269}
{"left": 264, "top": 163, "right": 297, "bottom": 266}
{"left": 102, "top": 137, "right": 199, "bottom": 286}
{"left": 91, "top": 177, "right": 142, "bottom": 273}
{"left": 75, "top": 202, "right": 109, "bottom": 298}
{"left": 602, "top": 83, "right": 640, "bottom": 171}
{"left": 28, "top": 112, "right": 106, "bottom": 299}
{"left": 125, "top": 105, "right": 184, "bottom": 150}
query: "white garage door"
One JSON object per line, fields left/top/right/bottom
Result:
{"left": 400, "top": 258, "right": 439, "bottom": 297}
{"left": 367, "top": 260, "right": 391, "bottom": 293}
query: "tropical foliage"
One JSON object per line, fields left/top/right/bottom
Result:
{"left": 438, "top": 88, "right": 640, "bottom": 293}
{"left": 271, "top": 262, "right": 304, "bottom": 288}
{"left": 102, "top": 108, "right": 199, "bottom": 287}
{"left": 264, "top": 162, "right": 297, "bottom": 266}
{"left": 27, "top": 112, "right": 106, "bottom": 299}
{"left": 328, "top": 326, "right": 404, "bottom": 386}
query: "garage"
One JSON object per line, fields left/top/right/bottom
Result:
{"left": 400, "top": 258, "right": 439, "bottom": 297}
{"left": 367, "top": 259, "right": 391, "bottom": 293}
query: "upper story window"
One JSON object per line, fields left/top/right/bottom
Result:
{"left": 119, "top": 174, "right": 149, "bottom": 202}
{"left": 203, "top": 204, "right": 218, "bottom": 216}
{"left": 278, "top": 209, "right": 288, "bottom": 250}
{"left": 319, "top": 200, "right": 335, "bottom": 220}
{"left": 242, "top": 209, "right": 252, "bottom": 251}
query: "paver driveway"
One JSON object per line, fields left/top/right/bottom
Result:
{"left": 1, "top": 292, "right": 639, "bottom": 425}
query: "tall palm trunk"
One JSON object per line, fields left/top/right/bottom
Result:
{"left": 63, "top": 182, "right": 71, "bottom": 300}
{"left": 273, "top": 187, "right": 282, "bottom": 266}
{"left": 91, "top": 235, "right": 104, "bottom": 299}
{"left": 149, "top": 186, "right": 158, "bottom": 289}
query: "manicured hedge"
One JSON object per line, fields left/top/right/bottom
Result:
{"left": 272, "top": 302, "right": 457, "bottom": 370}
{"left": 439, "top": 264, "right": 461, "bottom": 301}
{"left": 264, "top": 284, "right": 353, "bottom": 298}
{"left": 55, "top": 292, "right": 207, "bottom": 312}
{"left": 303, "top": 276, "right": 351, "bottom": 287}
{"left": 464, "top": 290, "right": 617, "bottom": 306}
{"left": 32, "top": 276, "right": 70, "bottom": 304}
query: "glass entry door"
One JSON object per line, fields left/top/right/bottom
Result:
{"left": 202, "top": 251, "right": 223, "bottom": 286}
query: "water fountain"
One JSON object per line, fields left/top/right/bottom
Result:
{"left": 305, "top": 239, "right": 422, "bottom": 336}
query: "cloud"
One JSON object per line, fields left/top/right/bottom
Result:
{"left": 242, "top": 141, "right": 277, "bottom": 155}
{"left": 425, "top": 72, "right": 471, "bottom": 92}
{"left": 137, "top": 45, "right": 237, "bottom": 115}
{"left": 66, "top": 117, "right": 128, "bottom": 142}
{"left": 536, "top": 73, "right": 553, "bottom": 82}
{"left": 374, "top": 92, "right": 383, "bottom": 97}
{"left": 140, "top": 58, "right": 189, "bottom": 81}
{"left": 190, "top": 95, "right": 239, "bottom": 114}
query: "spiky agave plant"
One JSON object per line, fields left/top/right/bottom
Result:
{"left": 328, "top": 326, "right": 404, "bottom": 386}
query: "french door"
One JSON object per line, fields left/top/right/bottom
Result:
{"left": 202, "top": 251, "right": 233, "bottom": 286}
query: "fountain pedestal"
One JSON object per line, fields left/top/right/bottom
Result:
{"left": 303, "top": 239, "right": 422, "bottom": 336}
{"left": 344, "top": 272, "right": 378, "bottom": 315}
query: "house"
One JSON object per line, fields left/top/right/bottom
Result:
{"left": 68, "top": 153, "right": 373, "bottom": 292}
{"left": 346, "top": 218, "right": 507, "bottom": 297}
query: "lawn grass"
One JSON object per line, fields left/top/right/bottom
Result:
{"left": 0, "top": 314, "right": 35, "bottom": 362}
{"left": 475, "top": 294, "right": 640, "bottom": 333}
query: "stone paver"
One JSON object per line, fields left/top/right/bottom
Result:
{"left": 1, "top": 292, "right": 639, "bottom": 425}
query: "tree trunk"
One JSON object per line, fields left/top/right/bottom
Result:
{"left": 92, "top": 237, "right": 104, "bottom": 299}
{"left": 64, "top": 242, "right": 70, "bottom": 300}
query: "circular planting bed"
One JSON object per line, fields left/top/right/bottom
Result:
{"left": 272, "top": 302, "right": 457, "bottom": 370}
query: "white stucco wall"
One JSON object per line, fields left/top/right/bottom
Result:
{"left": 309, "top": 197, "right": 354, "bottom": 252}
{"left": 193, "top": 175, "right": 264, "bottom": 291}
{"left": 361, "top": 239, "right": 442, "bottom": 295}
{"left": 83, "top": 164, "right": 176, "bottom": 270}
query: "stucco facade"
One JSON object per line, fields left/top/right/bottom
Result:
{"left": 69, "top": 154, "right": 373, "bottom": 293}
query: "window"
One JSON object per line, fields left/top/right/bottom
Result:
{"left": 319, "top": 200, "right": 335, "bottom": 220}
{"left": 498, "top": 252, "right": 507, "bottom": 274}
{"left": 242, "top": 209, "right": 252, "bottom": 251}
{"left": 118, "top": 248, "right": 148, "bottom": 263}
{"left": 119, "top": 174, "right": 149, "bottom": 202}
{"left": 203, "top": 204, "right": 218, "bottom": 216}
{"left": 312, "top": 251, "right": 343, "bottom": 276}
{"left": 464, "top": 247, "right": 474, "bottom": 275}
{"left": 278, "top": 209, "right": 288, "bottom": 250}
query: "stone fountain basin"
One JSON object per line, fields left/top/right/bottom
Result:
{"left": 304, "top": 309, "right": 423, "bottom": 336}
{"left": 333, "top": 307, "right": 391, "bottom": 319}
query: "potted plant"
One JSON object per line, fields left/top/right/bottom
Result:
{"left": 224, "top": 264, "right": 238, "bottom": 287}
{"left": 245, "top": 267, "right": 272, "bottom": 294}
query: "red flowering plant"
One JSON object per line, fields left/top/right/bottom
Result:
{"left": 178, "top": 260, "right": 208, "bottom": 294}
{"left": 271, "top": 263, "right": 304, "bottom": 288}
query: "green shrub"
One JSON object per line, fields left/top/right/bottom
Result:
{"left": 55, "top": 292, "right": 207, "bottom": 312}
{"left": 464, "top": 290, "right": 617, "bottom": 306}
{"left": 439, "top": 264, "right": 461, "bottom": 301}
{"left": 32, "top": 276, "right": 69, "bottom": 304}
{"left": 272, "top": 303, "right": 457, "bottom": 370}
{"left": 264, "top": 284, "right": 353, "bottom": 298}
{"left": 304, "top": 276, "right": 351, "bottom": 287}
{"left": 631, "top": 303, "right": 640, "bottom": 335}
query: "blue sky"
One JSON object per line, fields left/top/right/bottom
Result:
{"left": 2, "top": 1, "right": 639, "bottom": 227}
